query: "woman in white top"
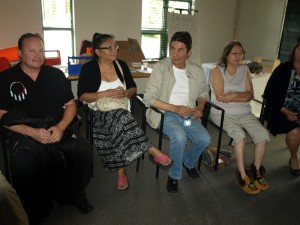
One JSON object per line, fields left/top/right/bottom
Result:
{"left": 210, "top": 41, "right": 269, "bottom": 195}
{"left": 78, "top": 33, "right": 172, "bottom": 191}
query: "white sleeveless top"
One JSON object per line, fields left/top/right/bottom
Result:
{"left": 89, "top": 78, "right": 131, "bottom": 111}
{"left": 99, "top": 78, "right": 124, "bottom": 92}
{"left": 210, "top": 64, "right": 251, "bottom": 115}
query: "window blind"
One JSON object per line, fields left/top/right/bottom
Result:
{"left": 279, "top": 0, "right": 300, "bottom": 62}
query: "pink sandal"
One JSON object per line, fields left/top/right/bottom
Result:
{"left": 149, "top": 153, "right": 173, "bottom": 170}
{"left": 117, "top": 174, "right": 129, "bottom": 191}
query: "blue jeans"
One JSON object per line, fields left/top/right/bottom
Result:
{"left": 163, "top": 112, "right": 211, "bottom": 180}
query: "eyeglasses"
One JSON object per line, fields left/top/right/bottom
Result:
{"left": 98, "top": 45, "right": 119, "bottom": 52}
{"left": 230, "top": 52, "right": 244, "bottom": 57}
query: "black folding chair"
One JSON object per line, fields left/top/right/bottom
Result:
{"left": 84, "top": 98, "right": 143, "bottom": 173}
{"left": 259, "top": 95, "right": 271, "bottom": 126}
{"left": 0, "top": 128, "right": 12, "bottom": 181}
{"left": 200, "top": 101, "right": 225, "bottom": 171}
{"left": 133, "top": 94, "right": 165, "bottom": 177}
{"left": 134, "top": 94, "right": 226, "bottom": 177}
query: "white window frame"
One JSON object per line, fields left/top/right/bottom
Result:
{"left": 41, "top": 0, "right": 75, "bottom": 66}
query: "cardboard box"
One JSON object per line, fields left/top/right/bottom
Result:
{"left": 116, "top": 38, "right": 145, "bottom": 68}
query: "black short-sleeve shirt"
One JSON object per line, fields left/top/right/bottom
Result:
{"left": 0, "top": 63, "right": 74, "bottom": 123}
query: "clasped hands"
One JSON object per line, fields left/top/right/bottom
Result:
{"left": 176, "top": 105, "right": 203, "bottom": 120}
{"left": 32, "top": 125, "right": 64, "bottom": 144}
{"left": 106, "top": 86, "right": 126, "bottom": 99}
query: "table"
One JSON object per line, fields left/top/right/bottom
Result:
{"left": 64, "top": 67, "right": 152, "bottom": 97}
{"left": 66, "top": 68, "right": 152, "bottom": 80}
{"left": 201, "top": 61, "right": 252, "bottom": 83}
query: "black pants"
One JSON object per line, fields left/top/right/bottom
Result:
{"left": 9, "top": 132, "right": 93, "bottom": 224}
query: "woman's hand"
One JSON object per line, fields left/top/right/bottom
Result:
{"left": 281, "top": 107, "right": 299, "bottom": 122}
{"left": 220, "top": 92, "right": 236, "bottom": 103}
{"left": 107, "top": 86, "right": 126, "bottom": 99}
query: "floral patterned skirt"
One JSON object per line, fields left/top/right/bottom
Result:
{"left": 93, "top": 109, "right": 152, "bottom": 172}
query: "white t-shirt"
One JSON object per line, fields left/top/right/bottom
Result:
{"left": 169, "top": 65, "right": 191, "bottom": 106}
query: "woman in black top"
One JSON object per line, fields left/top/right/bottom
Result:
{"left": 78, "top": 33, "right": 173, "bottom": 191}
{"left": 264, "top": 42, "right": 300, "bottom": 176}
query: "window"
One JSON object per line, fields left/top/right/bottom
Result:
{"left": 278, "top": 0, "right": 300, "bottom": 63}
{"left": 41, "top": 0, "right": 74, "bottom": 66}
{"left": 141, "top": 0, "right": 194, "bottom": 60}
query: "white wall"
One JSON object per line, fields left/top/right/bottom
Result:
{"left": 0, "top": 0, "right": 42, "bottom": 48}
{"left": 73, "top": 0, "right": 142, "bottom": 54}
{"left": 1, "top": 0, "right": 286, "bottom": 63}
{"left": 237, "top": 0, "right": 286, "bottom": 60}
{"left": 195, "top": 0, "right": 286, "bottom": 63}
{"left": 196, "top": 0, "right": 237, "bottom": 63}
{"left": 0, "top": 0, "right": 287, "bottom": 97}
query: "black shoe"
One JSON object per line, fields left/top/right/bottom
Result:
{"left": 72, "top": 198, "right": 94, "bottom": 214}
{"left": 166, "top": 176, "right": 178, "bottom": 193}
{"left": 289, "top": 159, "right": 300, "bottom": 176}
{"left": 182, "top": 163, "right": 199, "bottom": 178}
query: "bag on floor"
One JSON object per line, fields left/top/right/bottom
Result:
{"left": 202, "top": 146, "right": 231, "bottom": 169}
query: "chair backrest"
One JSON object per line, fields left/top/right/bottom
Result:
{"left": 259, "top": 95, "right": 272, "bottom": 128}
{"left": 0, "top": 57, "right": 10, "bottom": 72}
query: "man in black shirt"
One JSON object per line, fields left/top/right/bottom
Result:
{"left": 0, "top": 33, "right": 93, "bottom": 225}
